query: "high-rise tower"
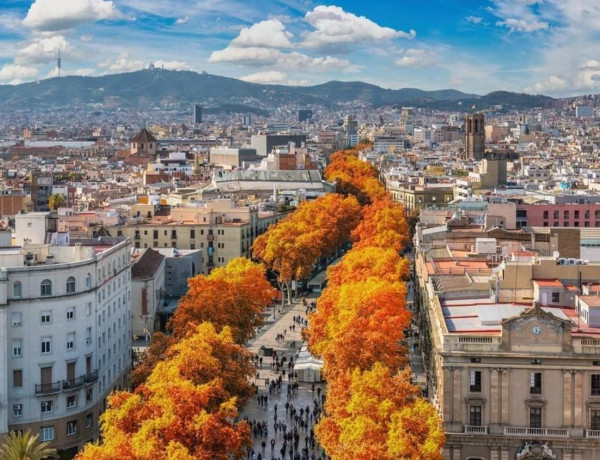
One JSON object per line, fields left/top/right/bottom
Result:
{"left": 465, "top": 113, "right": 485, "bottom": 160}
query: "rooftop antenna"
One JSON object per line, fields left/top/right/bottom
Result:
{"left": 57, "top": 50, "right": 62, "bottom": 77}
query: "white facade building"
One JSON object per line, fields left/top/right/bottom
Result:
{"left": 0, "top": 212, "right": 132, "bottom": 455}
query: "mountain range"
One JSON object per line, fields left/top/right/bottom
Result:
{"left": 0, "top": 68, "right": 555, "bottom": 113}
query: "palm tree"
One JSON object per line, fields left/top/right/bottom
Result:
{"left": 48, "top": 193, "right": 65, "bottom": 211}
{"left": 0, "top": 429, "right": 57, "bottom": 460}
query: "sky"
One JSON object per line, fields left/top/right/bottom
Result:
{"left": 0, "top": 0, "right": 600, "bottom": 96}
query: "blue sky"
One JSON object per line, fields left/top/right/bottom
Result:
{"left": 0, "top": 0, "right": 599, "bottom": 96}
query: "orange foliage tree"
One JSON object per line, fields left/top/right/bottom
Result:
{"left": 76, "top": 323, "right": 252, "bottom": 460}
{"left": 307, "top": 279, "right": 410, "bottom": 380}
{"left": 169, "top": 257, "right": 275, "bottom": 343}
{"left": 315, "top": 363, "right": 439, "bottom": 460}
{"left": 351, "top": 197, "right": 410, "bottom": 252}
{"left": 253, "top": 194, "right": 360, "bottom": 304}
{"left": 131, "top": 332, "right": 174, "bottom": 388}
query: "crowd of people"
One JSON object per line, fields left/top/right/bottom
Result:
{"left": 243, "top": 298, "right": 328, "bottom": 460}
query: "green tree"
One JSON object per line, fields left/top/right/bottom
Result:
{"left": 48, "top": 194, "right": 65, "bottom": 211}
{"left": 0, "top": 429, "right": 57, "bottom": 460}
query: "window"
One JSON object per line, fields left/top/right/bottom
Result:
{"left": 86, "top": 302, "right": 92, "bottom": 316}
{"left": 153, "top": 229, "right": 158, "bottom": 239}
{"left": 171, "top": 230, "right": 177, "bottom": 239}
{"left": 86, "top": 413, "right": 93, "bottom": 428}
{"left": 469, "top": 405, "right": 482, "bottom": 426}
{"left": 13, "top": 370, "right": 22, "bottom": 387}
{"left": 41, "top": 311, "right": 51, "bottom": 324}
{"left": 553, "top": 210, "right": 559, "bottom": 219}
{"left": 13, "top": 404, "right": 22, "bottom": 417}
{"left": 551, "top": 292, "right": 560, "bottom": 303}
{"left": 67, "top": 333, "right": 75, "bottom": 350}
{"left": 592, "top": 374, "right": 600, "bottom": 396}
{"left": 41, "top": 337, "right": 51, "bottom": 354}
{"left": 41, "top": 400, "right": 53, "bottom": 413}
{"left": 470, "top": 370, "right": 482, "bottom": 392}
{"left": 40, "top": 426, "right": 54, "bottom": 442}
{"left": 530, "top": 372, "right": 542, "bottom": 394}
{"left": 564, "top": 211, "right": 569, "bottom": 220}
{"left": 86, "top": 388, "right": 93, "bottom": 402}
{"left": 530, "top": 407, "right": 542, "bottom": 428}
{"left": 575, "top": 210, "right": 580, "bottom": 219}
{"left": 40, "top": 279, "right": 52, "bottom": 296}
{"left": 67, "top": 395, "right": 77, "bottom": 409}
{"left": 11, "top": 312, "right": 22, "bottom": 327}
{"left": 190, "top": 229, "right": 195, "bottom": 239}
{"left": 86, "top": 327, "right": 92, "bottom": 345}
{"left": 543, "top": 210, "right": 548, "bottom": 219}
{"left": 86, "top": 273, "right": 92, "bottom": 289}
{"left": 12, "top": 339, "right": 22, "bottom": 357}
{"left": 13, "top": 281, "right": 22, "bottom": 298}
{"left": 67, "top": 420, "right": 77, "bottom": 436}
{"left": 592, "top": 410, "right": 600, "bottom": 430}
{"left": 66, "top": 276, "right": 76, "bottom": 293}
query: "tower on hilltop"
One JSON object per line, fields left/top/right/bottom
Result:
{"left": 57, "top": 50, "right": 61, "bottom": 78}
{"left": 465, "top": 113, "right": 485, "bottom": 160}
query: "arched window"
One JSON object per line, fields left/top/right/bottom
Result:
{"left": 41, "top": 279, "right": 52, "bottom": 296}
{"left": 66, "top": 276, "right": 76, "bottom": 293}
{"left": 86, "top": 273, "right": 92, "bottom": 289}
{"left": 13, "top": 281, "right": 22, "bottom": 298}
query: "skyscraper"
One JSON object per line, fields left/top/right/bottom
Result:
{"left": 193, "top": 105, "right": 202, "bottom": 124}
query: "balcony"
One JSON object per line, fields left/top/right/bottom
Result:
{"left": 503, "top": 427, "right": 569, "bottom": 438}
{"left": 62, "top": 377, "right": 85, "bottom": 391}
{"left": 35, "top": 382, "right": 62, "bottom": 395}
{"left": 83, "top": 370, "right": 99, "bottom": 385}
{"left": 585, "top": 430, "right": 600, "bottom": 438}
{"left": 464, "top": 425, "right": 488, "bottom": 434}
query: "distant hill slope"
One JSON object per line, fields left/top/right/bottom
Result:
{"left": 0, "top": 69, "right": 554, "bottom": 112}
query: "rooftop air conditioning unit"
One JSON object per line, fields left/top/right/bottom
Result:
{"left": 558, "top": 258, "right": 567, "bottom": 265}
{"left": 568, "top": 258, "right": 577, "bottom": 265}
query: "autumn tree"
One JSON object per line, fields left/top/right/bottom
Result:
{"left": 169, "top": 257, "right": 275, "bottom": 343}
{"left": 131, "top": 332, "right": 174, "bottom": 387}
{"left": 306, "top": 279, "right": 411, "bottom": 380}
{"left": 48, "top": 193, "right": 65, "bottom": 211}
{"left": 76, "top": 323, "right": 252, "bottom": 460}
{"left": 351, "top": 197, "right": 410, "bottom": 252}
{"left": 253, "top": 194, "right": 360, "bottom": 304}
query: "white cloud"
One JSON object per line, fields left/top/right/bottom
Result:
{"left": 15, "top": 35, "right": 72, "bottom": 65}
{"left": 209, "top": 46, "right": 356, "bottom": 73}
{"left": 288, "top": 79, "right": 311, "bottom": 86}
{"left": 0, "top": 63, "right": 39, "bottom": 82}
{"left": 450, "top": 77, "right": 464, "bottom": 86}
{"left": 302, "top": 5, "right": 415, "bottom": 51}
{"left": 231, "top": 19, "right": 293, "bottom": 48}
{"left": 464, "top": 16, "right": 483, "bottom": 24}
{"left": 240, "top": 70, "right": 287, "bottom": 84}
{"left": 395, "top": 49, "right": 437, "bottom": 68}
{"left": 526, "top": 75, "right": 567, "bottom": 93}
{"left": 79, "top": 35, "right": 94, "bottom": 42}
{"left": 23, "top": 0, "right": 122, "bottom": 31}
{"left": 99, "top": 52, "right": 143, "bottom": 72}
{"left": 175, "top": 16, "right": 189, "bottom": 25}
{"left": 496, "top": 18, "right": 548, "bottom": 32}
{"left": 154, "top": 60, "right": 191, "bottom": 70}
{"left": 74, "top": 67, "right": 96, "bottom": 76}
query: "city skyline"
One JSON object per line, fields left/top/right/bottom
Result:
{"left": 0, "top": 0, "right": 600, "bottom": 97}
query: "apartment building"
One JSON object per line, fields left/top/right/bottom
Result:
{"left": 0, "top": 212, "right": 132, "bottom": 457}
{"left": 415, "top": 227, "right": 600, "bottom": 460}
{"left": 113, "top": 199, "right": 286, "bottom": 273}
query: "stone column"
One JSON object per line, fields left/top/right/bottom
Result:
{"left": 452, "top": 445, "right": 462, "bottom": 460}
{"left": 563, "top": 371, "right": 573, "bottom": 427}
{"left": 501, "top": 369, "right": 510, "bottom": 424}
{"left": 490, "top": 368, "right": 500, "bottom": 424}
{"left": 453, "top": 368, "right": 462, "bottom": 423}
{"left": 500, "top": 447, "right": 509, "bottom": 460}
{"left": 490, "top": 447, "right": 499, "bottom": 460}
{"left": 562, "top": 451, "right": 572, "bottom": 460}
{"left": 574, "top": 371, "right": 584, "bottom": 426}
{"left": 443, "top": 368, "right": 453, "bottom": 422}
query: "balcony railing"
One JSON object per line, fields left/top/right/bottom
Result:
{"left": 83, "top": 370, "right": 99, "bottom": 385}
{"left": 503, "top": 427, "right": 569, "bottom": 438}
{"left": 62, "top": 377, "right": 85, "bottom": 391}
{"left": 35, "top": 382, "right": 61, "bottom": 395}
{"left": 586, "top": 430, "right": 600, "bottom": 438}
{"left": 464, "top": 425, "right": 488, "bottom": 434}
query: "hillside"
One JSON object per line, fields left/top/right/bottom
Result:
{"left": 0, "top": 69, "right": 554, "bottom": 112}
